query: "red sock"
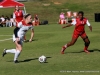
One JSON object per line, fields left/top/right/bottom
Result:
{"left": 84, "top": 46, "right": 88, "bottom": 50}
{"left": 61, "top": 44, "right": 67, "bottom": 52}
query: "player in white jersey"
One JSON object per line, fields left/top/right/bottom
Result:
{"left": 2, "top": 14, "right": 34, "bottom": 63}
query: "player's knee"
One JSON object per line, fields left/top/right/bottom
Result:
{"left": 16, "top": 44, "right": 22, "bottom": 51}
{"left": 85, "top": 41, "right": 90, "bottom": 46}
{"left": 19, "top": 46, "right": 22, "bottom": 51}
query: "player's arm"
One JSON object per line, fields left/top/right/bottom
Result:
{"left": 22, "top": 10, "right": 25, "bottom": 15}
{"left": 13, "top": 13, "right": 18, "bottom": 23}
{"left": 62, "top": 19, "right": 76, "bottom": 28}
{"left": 86, "top": 20, "right": 92, "bottom": 32}
{"left": 88, "top": 26, "right": 92, "bottom": 31}
{"left": 62, "top": 24, "right": 73, "bottom": 28}
{"left": 29, "top": 28, "right": 34, "bottom": 42}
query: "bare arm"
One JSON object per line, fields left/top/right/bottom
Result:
{"left": 88, "top": 26, "right": 92, "bottom": 32}
{"left": 63, "top": 18, "right": 76, "bottom": 28}
{"left": 62, "top": 24, "right": 73, "bottom": 28}
{"left": 13, "top": 13, "right": 18, "bottom": 25}
{"left": 29, "top": 29, "right": 34, "bottom": 42}
{"left": 86, "top": 20, "right": 92, "bottom": 32}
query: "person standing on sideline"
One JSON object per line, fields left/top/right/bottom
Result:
{"left": 13, "top": 5, "right": 26, "bottom": 41}
{"left": 33, "top": 14, "right": 39, "bottom": 26}
{"left": 61, "top": 11, "right": 92, "bottom": 54}
{"left": 2, "top": 14, "right": 34, "bottom": 63}
{"left": 13, "top": 5, "right": 24, "bottom": 26}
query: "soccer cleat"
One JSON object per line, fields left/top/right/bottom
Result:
{"left": 84, "top": 49, "right": 90, "bottom": 53}
{"left": 84, "top": 47, "right": 90, "bottom": 53}
{"left": 61, "top": 46, "right": 66, "bottom": 54}
{"left": 14, "top": 60, "right": 19, "bottom": 63}
{"left": 61, "top": 51, "right": 64, "bottom": 54}
{"left": 2, "top": 49, "right": 7, "bottom": 57}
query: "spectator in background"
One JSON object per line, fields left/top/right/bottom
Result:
{"left": 13, "top": 5, "right": 26, "bottom": 41}
{"left": 59, "top": 12, "right": 67, "bottom": 24}
{"left": 5, "top": 16, "right": 10, "bottom": 27}
{"left": 10, "top": 15, "right": 15, "bottom": 27}
{"left": 0, "top": 19, "right": 3, "bottom": 27}
{"left": 0, "top": 15, "right": 5, "bottom": 26}
{"left": 32, "top": 14, "right": 39, "bottom": 26}
{"left": 13, "top": 5, "right": 25, "bottom": 27}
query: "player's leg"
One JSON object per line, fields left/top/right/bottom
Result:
{"left": 2, "top": 48, "right": 16, "bottom": 57}
{"left": 2, "top": 40, "right": 22, "bottom": 63}
{"left": 2, "top": 35, "right": 17, "bottom": 57}
{"left": 13, "top": 40, "right": 22, "bottom": 63}
{"left": 24, "top": 35, "right": 26, "bottom": 41}
{"left": 61, "top": 37, "right": 78, "bottom": 54}
{"left": 61, "top": 31, "right": 79, "bottom": 54}
{"left": 81, "top": 33, "right": 90, "bottom": 53}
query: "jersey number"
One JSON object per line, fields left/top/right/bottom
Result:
{"left": 81, "top": 21, "right": 85, "bottom": 24}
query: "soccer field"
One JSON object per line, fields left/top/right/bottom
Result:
{"left": 0, "top": 22, "right": 100, "bottom": 75}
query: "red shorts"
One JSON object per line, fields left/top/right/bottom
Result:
{"left": 72, "top": 30, "right": 87, "bottom": 39}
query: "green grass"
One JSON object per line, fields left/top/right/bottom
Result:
{"left": 0, "top": 22, "right": 100, "bottom": 75}
{"left": 0, "top": 0, "right": 100, "bottom": 22}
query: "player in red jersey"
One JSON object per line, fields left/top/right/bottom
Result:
{"left": 13, "top": 5, "right": 24, "bottom": 26}
{"left": 13, "top": 5, "right": 26, "bottom": 41}
{"left": 61, "top": 11, "right": 92, "bottom": 54}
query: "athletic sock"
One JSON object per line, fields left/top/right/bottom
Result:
{"left": 64, "top": 44, "right": 67, "bottom": 48}
{"left": 14, "top": 50, "right": 21, "bottom": 61}
{"left": 61, "top": 44, "right": 67, "bottom": 52}
{"left": 84, "top": 46, "right": 88, "bottom": 50}
{"left": 6, "top": 49, "right": 16, "bottom": 53}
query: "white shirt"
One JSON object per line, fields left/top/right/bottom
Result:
{"left": 1, "top": 17, "right": 5, "bottom": 22}
{"left": 17, "top": 22, "right": 33, "bottom": 39}
{"left": 10, "top": 18, "right": 14, "bottom": 22}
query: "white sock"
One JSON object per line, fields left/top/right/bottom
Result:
{"left": 64, "top": 44, "right": 67, "bottom": 48}
{"left": 6, "top": 49, "right": 16, "bottom": 53}
{"left": 14, "top": 50, "right": 21, "bottom": 61}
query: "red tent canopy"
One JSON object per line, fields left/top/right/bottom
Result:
{"left": 0, "top": 0, "right": 24, "bottom": 8}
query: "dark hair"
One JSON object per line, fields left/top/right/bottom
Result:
{"left": 78, "top": 11, "right": 84, "bottom": 21}
{"left": 2, "top": 15, "right": 4, "bottom": 17}
{"left": 24, "top": 14, "right": 31, "bottom": 19}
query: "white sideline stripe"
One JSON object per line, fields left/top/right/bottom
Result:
{"left": 0, "top": 35, "right": 12, "bottom": 36}
{"left": 0, "top": 38, "right": 12, "bottom": 42}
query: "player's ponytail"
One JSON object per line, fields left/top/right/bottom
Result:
{"left": 24, "top": 13, "right": 31, "bottom": 19}
{"left": 78, "top": 11, "right": 84, "bottom": 21}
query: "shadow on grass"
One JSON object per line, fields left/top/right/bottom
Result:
{"left": 7, "top": 57, "right": 52, "bottom": 63}
{"left": 65, "top": 49, "right": 100, "bottom": 54}
{"left": 20, "top": 57, "right": 52, "bottom": 63}
{"left": 19, "top": 58, "right": 38, "bottom": 62}
{"left": 24, "top": 39, "right": 38, "bottom": 43}
{"left": 39, "top": 57, "right": 52, "bottom": 63}
{"left": 89, "top": 49, "right": 100, "bottom": 52}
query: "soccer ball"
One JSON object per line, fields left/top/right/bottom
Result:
{"left": 38, "top": 55, "right": 46, "bottom": 63}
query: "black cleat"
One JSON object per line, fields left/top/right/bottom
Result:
{"left": 2, "top": 49, "right": 7, "bottom": 57}
{"left": 14, "top": 60, "right": 19, "bottom": 63}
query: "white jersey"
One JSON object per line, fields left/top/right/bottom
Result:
{"left": 13, "top": 20, "right": 33, "bottom": 43}
{"left": 0, "top": 17, "right": 5, "bottom": 22}
{"left": 18, "top": 21, "right": 33, "bottom": 39}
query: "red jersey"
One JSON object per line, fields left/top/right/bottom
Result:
{"left": 71, "top": 18, "right": 91, "bottom": 38}
{"left": 75, "top": 18, "right": 87, "bottom": 32}
{"left": 13, "top": 10, "right": 24, "bottom": 22}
